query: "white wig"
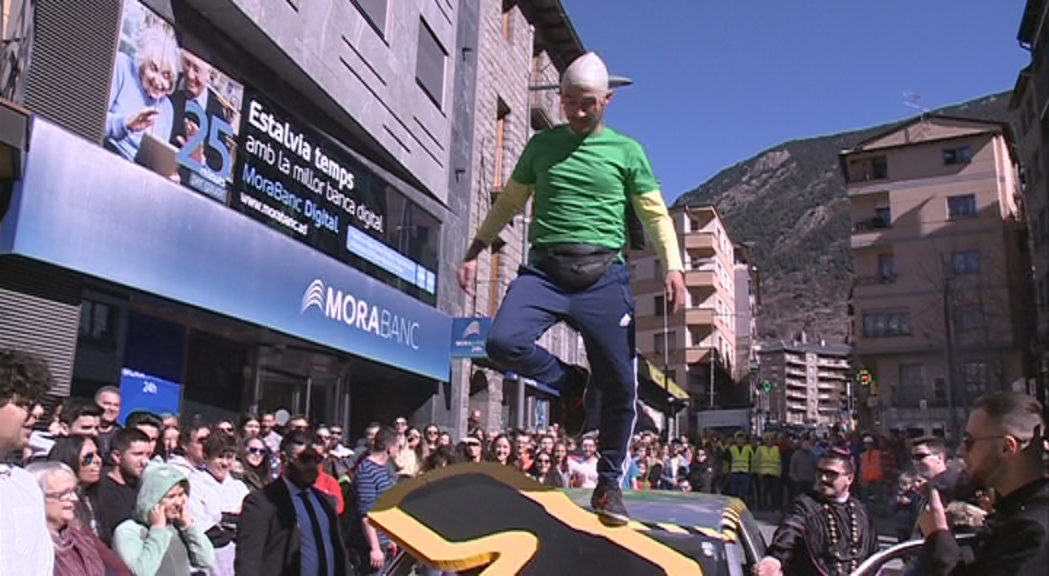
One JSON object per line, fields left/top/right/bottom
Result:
{"left": 561, "top": 51, "right": 609, "bottom": 92}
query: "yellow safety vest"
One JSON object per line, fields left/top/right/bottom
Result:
{"left": 729, "top": 445, "right": 752, "bottom": 474}
{"left": 758, "top": 445, "right": 781, "bottom": 477}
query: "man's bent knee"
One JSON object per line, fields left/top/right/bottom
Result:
{"left": 485, "top": 330, "right": 531, "bottom": 367}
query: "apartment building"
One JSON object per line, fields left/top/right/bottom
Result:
{"left": 630, "top": 205, "right": 748, "bottom": 434}
{"left": 842, "top": 115, "right": 1031, "bottom": 439}
{"left": 1011, "top": 0, "right": 1049, "bottom": 410}
{"left": 757, "top": 340, "right": 851, "bottom": 429}
{"left": 734, "top": 244, "right": 761, "bottom": 385}
{"left": 459, "top": 0, "right": 590, "bottom": 432}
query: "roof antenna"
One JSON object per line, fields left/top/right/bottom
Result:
{"left": 903, "top": 90, "right": 930, "bottom": 123}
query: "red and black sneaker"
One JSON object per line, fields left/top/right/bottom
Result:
{"left": 557, "top": 364, "right": 590, "bottom": 438}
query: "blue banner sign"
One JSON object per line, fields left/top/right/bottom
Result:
{"left": 118, "top": 368, "right": 182, "bottom": 424}
{"left": 450, "top": 317, "right": 492, "bottom": 358}
{"left": 2, "top": 119, "right": 452, "bottom": 381}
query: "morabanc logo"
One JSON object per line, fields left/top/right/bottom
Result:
{"left": 300, "top": 279, "right": 421, "bottom": 349}
{"left": 301, "top": 279, "right": 326, "bottom": 313}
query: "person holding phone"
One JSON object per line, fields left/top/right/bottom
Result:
{"left": 918, "top": 392, "right": 1048, "bottom": 576}
{"left": 112, "top": 461, "right": 215, "bottom": 576}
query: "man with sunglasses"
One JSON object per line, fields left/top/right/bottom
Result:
{"left": 917, "top": 391, "right": 1048, "bottom": 576}
{"left": 236, "top": 430, "right": 349, "bottom": 576}
{"left": 902, "top": 436, "right": 977, "bottom": 540}
{"left": 754, "top": 447, "right": 879, "bottom": 576}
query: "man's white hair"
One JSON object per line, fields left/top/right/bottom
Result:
{"left": 561, "top": 51, "right": 609, "bottom": 92}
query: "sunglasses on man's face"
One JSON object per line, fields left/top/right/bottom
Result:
{"left": 962, "top": 433, "right": 1008, "bottom": 451}
{"left": 817, "top": 468, "right": 845, "bottom": 481}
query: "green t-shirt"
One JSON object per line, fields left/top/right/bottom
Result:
{"left": 510, "top": 125, "right": 660, "bottom": 249}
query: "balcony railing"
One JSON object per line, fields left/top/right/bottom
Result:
{"left": 854, "top": 273, "right": 897, "bottom": 286}
{"left": 852, "top": 217, "right": 892, "bottom": 233}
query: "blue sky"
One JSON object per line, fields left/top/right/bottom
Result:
{"left": 561, "top": 0, "right": 1031, "bottom": 202}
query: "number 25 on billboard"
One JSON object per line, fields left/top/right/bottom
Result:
{"left": 176, "top": 100, "right": 235, "bottom": 180}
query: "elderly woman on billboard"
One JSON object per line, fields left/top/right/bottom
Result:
{"left": 104, "top": 23, "right": 179, "bottom": 165}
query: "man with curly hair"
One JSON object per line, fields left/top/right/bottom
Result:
{"left": 0, "top": 348, "right": 55, "bottom": 574}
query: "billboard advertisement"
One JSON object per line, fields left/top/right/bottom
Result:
{"left": 102, "top": 0, "right": 439, "bottom": 302}
{"left": 105, "top": 1, "right": 243, "bottom": 204}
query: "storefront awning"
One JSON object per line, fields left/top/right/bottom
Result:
{"left": 637, "top": 354, "right": 688, "bottom": 400}
{"left": 0, "top": 99, "right": 29, "bottom": 180}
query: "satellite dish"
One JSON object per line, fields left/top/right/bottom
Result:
{"left": 275, "top": 409, "right": 291, "bottom": 426}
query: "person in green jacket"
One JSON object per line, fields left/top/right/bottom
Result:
{"left": 112, "top": 461, "right": 215, "bottom": 576}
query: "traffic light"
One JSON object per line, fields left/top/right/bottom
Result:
{"left": 762, "top": 379, "right": 773, "bottom": 392}
{"left": 857, "top": 369, "right": 873, "bottom": 388}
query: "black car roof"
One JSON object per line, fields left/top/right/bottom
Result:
{"left": 564, "top": 489, "right": 749, "bottom": 539}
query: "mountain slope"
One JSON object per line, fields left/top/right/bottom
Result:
{"left": 673, "top": 91, "right": 1014, "bottom": 343}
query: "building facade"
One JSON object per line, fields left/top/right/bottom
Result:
{"left": 629, "top": 205, "right": 752, "bottom": 435}
{"left": 457, "top": 0, "right": 589, "bottom": 434}
{"left": 1011, "top": 0, "right": 1049, "bottom": 410}
{"left": 842, "top": 115, "right": 1031, "bottom": 439}
{"left": 0, "top": 0, "right": 479, "bottom": 437}
{"left": 734, "top": 245, "right": 761, "bottom": 386}
{"left": 757, "top": 340, "right": 851, "bottom": 429}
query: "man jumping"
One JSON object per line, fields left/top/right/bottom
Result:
{"left": 457, "top": 51, "right": 685, "bottom": 526}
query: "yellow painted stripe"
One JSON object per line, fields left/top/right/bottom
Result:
{"left": 656, "top": 523, "right": 689, "bottom": 535}
{"left": 696, "top": 527, "right": 723, "bottom": 539}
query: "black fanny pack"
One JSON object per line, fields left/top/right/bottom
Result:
{"left": 533, "top": 243, "right": 618, "bottom": 291}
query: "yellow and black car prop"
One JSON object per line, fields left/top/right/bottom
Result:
{"left": 367, "top": 463, "right": 767, "bottom": 575}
